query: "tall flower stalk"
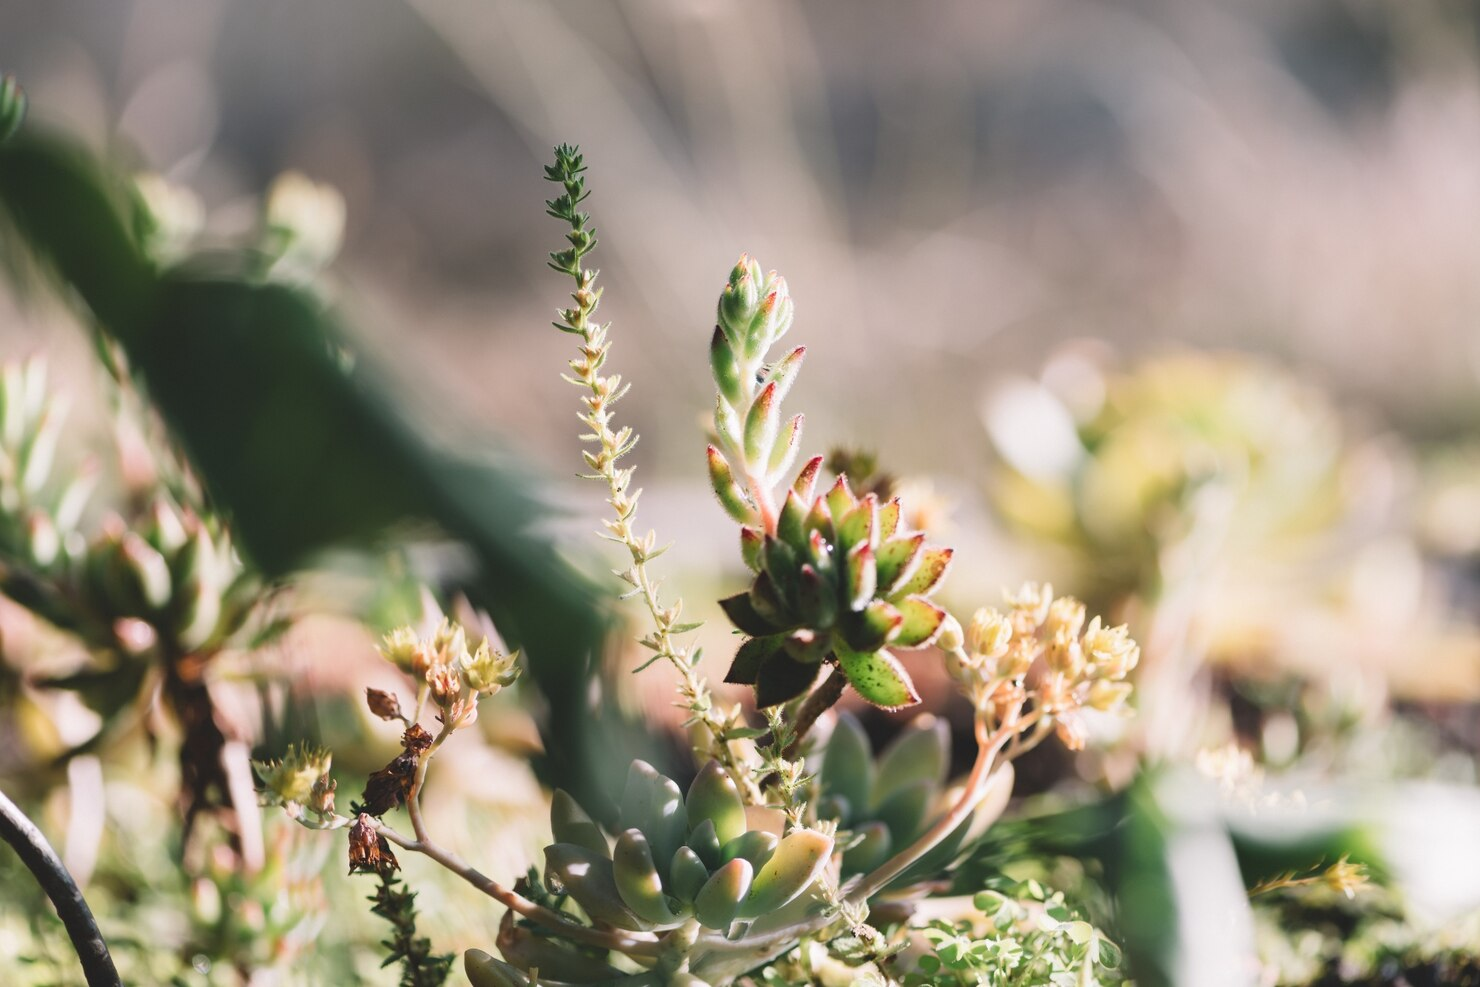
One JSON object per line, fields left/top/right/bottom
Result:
{"left": 544, "top": 146, "right": 761, "bottom": 802}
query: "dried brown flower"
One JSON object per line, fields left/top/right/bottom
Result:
{"left": 366, "top": 688, "right": 403, "bottom": 722}
{"left": 348, "top": 814, "right": 398, "bottom": 875}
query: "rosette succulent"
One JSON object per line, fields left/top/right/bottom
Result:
{"left": 540, "top": 760, "right": 833, "bottom": 938}
{"left": 704, "top": 258, "right": 953, "bottom": 710}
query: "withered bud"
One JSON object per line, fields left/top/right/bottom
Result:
{"left": 360, "top": 752, "right": 416, "bottom": 816}
{"left": 348, "top": 814, "right": 398, "bottom": 875}
{"left": 365, "top": 688, "right": 403, "bottom": 722}
{"left": 401, "top": 723, "right": 433, "bottom": 755}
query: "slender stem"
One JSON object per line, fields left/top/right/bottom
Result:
{"left": 781, "top": 664, "right": 844, "bottom": 759}
{"left": 405, "top": 727, "right": 449, "bottom": 845}
{"left": 368, "top": 817, "right": 662, "bottom": 958}
{"left": 0, "top": 787, "right": 120, "bottom": 987}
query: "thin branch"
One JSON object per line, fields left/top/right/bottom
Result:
{"left": 0, "top": 787, "right": 120, "bottom": 987}
{"left": 368, "top": 817, "right": 662, "bottom": 958}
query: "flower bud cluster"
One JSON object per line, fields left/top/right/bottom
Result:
{"left": 254, "top": 743, "right": 337, "bottom": 824}
{"left": 947, "top": 584, "right": 1138, "bottom": 750}
{"left": 379, "top": 619, "right": 519, "bottom": 729}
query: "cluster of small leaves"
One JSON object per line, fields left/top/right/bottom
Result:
{"left": 903, "top": 885, "right": 1123, "bottom": 987}
{"left": 704, "top": 258, "right": 954, "bottom": 712}
{"left": 368, "top": 869, "right": 456, "bottom": 987}
{"left": 545, "top": 144, "right": 760, "bottom": 801}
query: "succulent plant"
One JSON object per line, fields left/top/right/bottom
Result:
{"left": 540, "top": 760, "right": 833, "bottom": 939}
{"left": 719, "top": 471, "right": 953, "bottom": 710}
{"left": 815, "top": 712, "right": 950, "bottom": 876}
{"left": 704, "top": 258, "right": 954, "bottom": 710}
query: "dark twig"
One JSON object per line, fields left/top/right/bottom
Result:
{"left": 783, "top": 664, "right": 846, "bottom": 758}
{"left": 0, "top": 787, "right": 120, "bottom": 987}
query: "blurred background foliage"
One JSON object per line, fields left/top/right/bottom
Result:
{"left": 2, "top": 1, "right": 1480, "bottom": 986}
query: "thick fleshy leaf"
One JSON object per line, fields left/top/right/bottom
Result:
{"left": 740, "top": 829, "right": 833, "bottom": 919}
{"left": 739, "top": 525, "right": 763, "bottom": 572}
{"left": 837, "top": 494, "right": 877, "bottom": 552}
{"left": 844, "top": 542, "right": 877, "bottom": 611}
{"left": 874, "top": 716, "right": 949, "bottom": 804}
{"left": 782, "top": 628, "right": 830, "bottom": 665}
{"left": 820, "top": 712, "right": 873, "bottom": 816}
{"left": 836, "top": 645, "right": 920, "bottom": 710}
{"left": 755, "top": 652, "right": 821, "bottom": 707}
{"left": 804, "top": 497, "right": 833, "bottom": 544}
{"left": 762, "top": 345, "right": 807, "bottom": 402}
{"left": 670, "top": 847, "right": 710, "bottom": 904}
{"left": 890, "top": 546, "right": 953, "bottom": 600}
{"left": 550, "top": 789, "right": 608, "bottom": 857}
{"left": 761, "top": 536, "right": 799, "bottom": 597}
{"left": 725, "top": 634, "right": 783, "bottom": 685}
{"left": 721, "top": 830, "right": 779, "bottom": 869}
{"left": 694, "top": 858, "right": 753, "bottom": 931}
{"left": 776, "top": 489, "right": 808, "bottom": 550}
{"left": 707, "top": 445, "right": 754, "bottom": 524}
{"left": 841, "top": 821, "right": 892, "bottom": 875}
{"left": 873, "top": 780, "right": 933, "bottom": 845}
{"left": 620, "top": 761, "right": 687, "bottom": 870}
{"left": 613, "top": 829, "right": 688, "bottom": 927}
{"left": 793, "top": 455, "right": 824, "bottom": 501}
{"left": 719, "top": 591, "right": 780, "bottom": 637}
{"left": 749, "top": 571, "right": 795, "bottom": 629}
{"left": 892, "top": 596, "right": 947, "bottom": 648}
{"left": 688, "top": 817, "right": 722, "bottom": 870}
{"left": 874, "top": 533, "right": 925, "bottom": 596}
{"left": 710, "top": 325, "right": 743, "bottom": 403}
{"left": 840, "top": 599, "right": 902, "bottom": 653}
{"left": 795, "top": 564, "right": 836, "bottom": 629}
{"left": 544, "top": 843, "right": 650, "bottom": 931}
{"left": 877, "top": 497, "right": 902, "bottom": 541}
{"left": 687, "top": 761, "right": 747, "bottom": 846}
{"left": 768, "top": 414, "right": 804, "bottom": 482}
{"left": 742, "top": 381, "right": 780, "bottom": 464}
{"left": 824, "top": 474, "right": 855, "bottom": 521}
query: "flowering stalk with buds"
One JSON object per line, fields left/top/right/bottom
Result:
{"left": 258, "top": 145, "right": 1139, "bottom": 987}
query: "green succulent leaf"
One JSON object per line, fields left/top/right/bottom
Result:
{"left": 835, "top": 645, "right": 920, "bottom": 710}
{"left": 873, "top": 779, "right": 934, "bottom": 845}
{"left": 877, "top": 497, "right": 902, "bottom": 541}
{"left": 776, "top": 489, "right": 808, "bottom": 549}
{"left": 706, "top": 445, "right": 754, "bottom": 524}
{"left": 892, "top": 596, "right": 947, "bottom": 648}
{"left": 840, "top": 599, "right": 902, "bottom": 653}
{"left": 742, "top": 380, "right": 780, "bottom": 465}
{"left": 709, "top": 325, "right": 743, "bottom": 404}
{"left": 824, "top": 475, "right": 856, "bottom": 521}
{"left": 762, "top": 345, "right": 807, "bottom": 403}
{"left": 837, "top": 494, "right": 877, "bottom": 552}
{"left": 874, "top": 533, "right": 925, "bottom": 596}
{"left": 739, "top": 525, "right": 764, "bottom": 572}
{"left": 793, "top": 455, "right": 824, "bottom": 501}
{"left": 687, "top": 817, "right": 722, "bottom": 871}
{"left": 720, "top": 830, "right": 779, "bottom": 870}
{"left": 694, "top": 857, "right": 753, "bottom": 931}
{"left": 844, "top": 542, "right": 878, "bottom": 612}
{"left": 875, "top": 716, "right": 949, "bottom": 804}
{"left": 719, "top": 591, "right": 781, "bottom": 637}
{"left": 550, "top": 789, "right": 608, "bottom": 857}
{"left": 820, "top": 712, "right": 873, "bottom": 818}
{"left": 612, "top": 829, "right": 688, "bottom": 927}
{"left": 739, "top": 829, "right": 833, "bottom": 919}
{"left": 890, "top": 546, "right": 953, "bottom": 600}
{"left": 724, "top": 634, "right": 783, "bottom": 686}
{"left": 687, "top": 761, "right": 747, "bottom": 846}
{"left": 754, "top": 651, "right": 821, "bottom": 708}
{"left": 670, "top": 847, "right": 710, "bottom": 905}
{"left": 841, "top": 821, "right": 893, "bottom": 875}
{"left": 544, "top": 843, "right": 650, "bottom": 931}
{"left": 619, "top": 761, "right": 687, "bottom": 871}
